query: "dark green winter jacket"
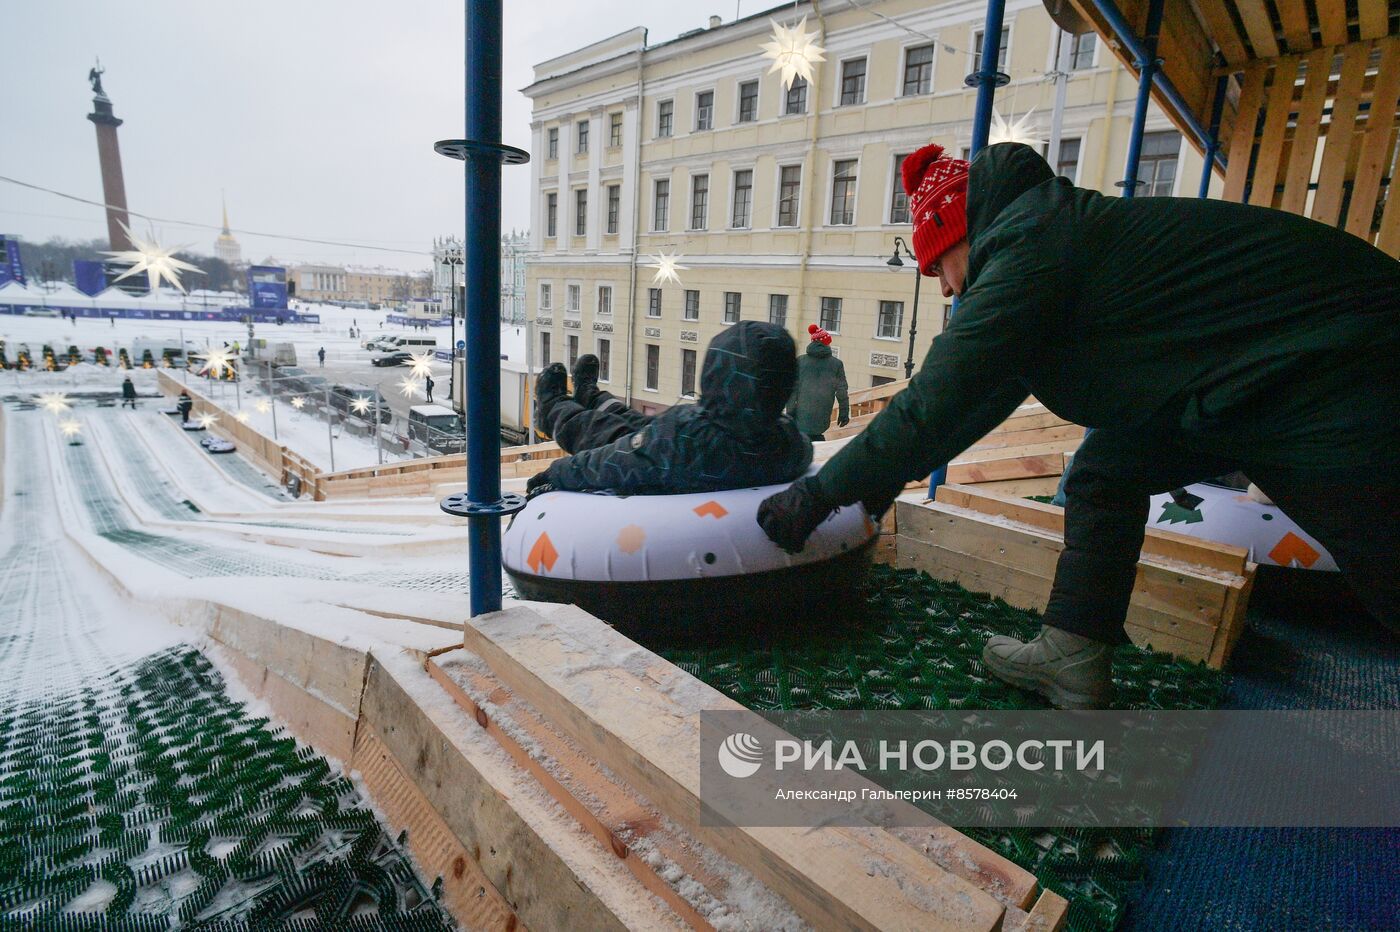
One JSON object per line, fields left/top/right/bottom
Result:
{"left": 786, "top": 341, "right": 849, "bottom": 436}
{"left": 817, "top": 142, "right": 1400, "bottom": 509}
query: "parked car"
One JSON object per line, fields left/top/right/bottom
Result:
{"left": 370, "top": 351, "right": 412, "bottom": 368}
{"left": 270, "top": 365, "right": 310, "bottom": 394}
{"left": 23, "top": 308, "right": 60, "bottom": 318}
{"left": 370, "top": 335, "right": 438, "bottom": 353}
{"left": 360, "top": 333, "right": 393, "bottom": 350}
{"left": 406, "top": 404, "right": 465, "bottom": 455}
{"left": 298, "top": 375, "right": 330, "bottom": 397}
{"left": 329, "top": 384, "right": 392, "bottom": 423}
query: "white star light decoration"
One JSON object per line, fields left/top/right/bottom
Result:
{"left": 350, "top": 397, "right": 371, "bottom": 415}
{"left": 59, "top": 419, "right": 81, "bottom": 439}
{"left": 408, "top": 353, "right": 435, "bottom": 380}
{"left": 102, "top": 222, "right": 204, "bottom": 294}
{"left": 397, "top": 376, "right": 421, "bottom": 398}
{"left": 255, "top": 400, "right": 271, "bottom": 414}
{"left": 38, "top": 392, "right": 71, "bottom": 414}
{"left": 200, "top": 350, "right": 233, "bottom": 380}
{"left": 290, "top": 396, "right": 306, "bottom": 409}
{"left": 759, "top": 17, "right": 825, "bottom": 92}
{"left": 235, "top": 411, "right": 250, "bottom": 424}
{"left": 646, "top": 252, "right": 688, "bottom": 287}
{"left": 989, "top": 108, "right": 1044, "bottom": 148}
{"left": 197, "top": 413, "right": 218, "bottom": 429}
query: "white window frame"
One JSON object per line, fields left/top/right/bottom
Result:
{"left": 644, "top": 343, "right": 660, "bottom": 392}
{"left": 874, "top": 299, "right": 904, "bottom": 340}
{"left": 608, "top": 111, "right": 624, "bottom": 147}
{"left": 538, "top": 281, "right": 553, "bottom": 312}
{"left": 1054, "top": 137, "right": 1082, "bottom": 184}
{"left": 573, "top": 187, "right": 588, "bottom": 237}
{"left": 544, "top": 189, "right": 559, "bottom": 238}
{"left": 782, "top": 76, "right": 808, "bottom": 116}
{"left": 688, "top": 172, "right": 710, "bottom": 231}
{"left": 1068, "top": 31, "right": 1099, "bottom": 70}
{"left": 595, "top": 336, "right": 612, "bottom": 382}
{"left": 656, "top": 98, "right": 674, "bottom": 138}
{"left": 694, "top": 88, "right": 715, "bottom": 131}
{"left": 683, "top": 289, "right": 700, "bottom": 321}
{"left": 775, "top": 163, "right": 802, "bottom": 228}
{"left": 835, "top": 54, "right": 869, "bottom": 107}
{"left": 565, "top": 281, "right": 582, "bottom": 314}
{"left": 971, "top": 26, "right": 1012, "bottom": 77}
{"left": 605, "top": 183, "right": 620, "bottom": 235}
{"left": 546, "top": 127, "right": 559, "bottom": 160}
{"left": 539, "top": 330, "right": 552, "bottom": 366}
{"left": 722, "top": 291, "right": 742, "bottom": 325}
{"left": 679, "top": 347, "right": 698, "bottom": 398}
{"left": 575, "top": 118, "right": 589, "bottom": 154}
{"left": 819, "top": 296, "right": 843, "bottom": 334}
{"left": 730, "top": 165, "right": 755, "bottom": 229}
{"left": 646, "top": 287, "right": 663, "bottom": 318}
{"left": 736, "top": 78, "right": 761, "bottom": 124}
{"left": 826, "top": 156, "right": 860, "bottom": 227}
{"left": 596, "top": 284, "right": 613, "bottom": 317}
{"left": 887, "top": 151, "right": 912, "bottom": 225}
{"left": 652, "top": 176, "right": 670, "bottom": 232}
{"left": 898, "top": 41, "right": 937, "bottom": 98}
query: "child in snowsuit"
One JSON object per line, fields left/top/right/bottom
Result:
{"left": 527, "top": 321, "right": 811, "bottom": 496}
{"left": 120, "top": 376, "right": 138, "bottom": 409}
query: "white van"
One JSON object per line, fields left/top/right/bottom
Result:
{"left": 129, "top": 337, "right": 202, "bottom": 368}
{"left": 383, "top": 336, "right": 437, "bottom": 351}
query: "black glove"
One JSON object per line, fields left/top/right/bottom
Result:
{"left": 526, "top": 469, "right": 554, "bottom": 500}
{"left": 757, "top": 476, "right": 834, "bottom": 554}
{"left": 836, "top": 414, "right": 850, "bottom": 428}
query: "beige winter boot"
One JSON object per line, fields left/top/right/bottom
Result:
{"left": 981, "top": 626, "right": 1113, "bottom": 710}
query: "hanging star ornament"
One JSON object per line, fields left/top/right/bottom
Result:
{"left": 102, "top": 222, "right": 204, "bottom": 294}
{"left": 197, "top": 413, "right": 218, "bottom": 429}
{"left": 235, "top": 411, "right": 250, "bottom": 424}
{"left": 350, "top": 397, "right": 371, "bottom": 415}
{"left": 397, "top": 376, "right": 421, "bottom": 398}
{"left": 759, "top": 17, "right": 825, "bottom": 91}
{"left": 290, "top": 396, "right": 306, "bottom": 409}
{"left": 200, "top": 350, "right": 233, "bottom": 379}
{"left": 989, "top": 108, "right": 1044, "bottom": 148}
{"left": 255, "top": 400, "right": 271, "bottom": 414}
{"left": 59, "top": 419, "right": 82, "bottom": 439}
{"left": 646, "top": 252, "right": 688, "bottom": 286}
{"left": 408, "top": 352, "right": 436, "bottom": 380}
{"left": 38, "top": 392, "right": 71, "bottom": 414}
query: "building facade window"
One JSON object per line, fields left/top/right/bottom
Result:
{"left": 902, "top": 45, "right": 935, "bottom": 96}
{"left": 653, "top": 178, "right": 670, "bottom": 231}
{"left": 784, "top": 76, "right": 807, "bottom": 115}
{"left": 840, "top": 58, "right": 867, "bottom": 105}
{"left": 540, "top": 331, "right": 551, "bottom": 366}
{"left": 820, "top": 296, "right": 842, "bottom": 333}
{"left": 695, "top": 90, "right": 714, "bottom": 130}
{"left": 1140, "top": 131, "right": 1181, "bottom": 196}
{"left": 597, "top": 338, "right": 611, "bottom": 381}
{"left": 609, "top": 111, "right": 623, "bottom": 146}
{"left": 723, "top": 292, "right": 741, "bottom": 324}
{"left": 606, "top": 184, "right": 620, "bottom": 234}
{"left": 567, "top": 333, "right": 579, "bottom": 368}
{"left": 545, "top": 192, "right": 558, "bottom": 237}
{"left": 597, "top": 285, "right": 612, "bottom": 316}
{"left": 1055, "top": 138, "right": 1081, "bottom": 182}
{"left": 657, "top": 100, "right": 673, "bottom": 137}
{"left": 768, "top": 294, "right": 788, "bottom": 327}
{"left": 731, "top": 169, "right": 753, "bottom": 228}
{"left": 576, "top": 119, "right": 589, "bottom": 153}
{"left": 871, "top": 375, "right": 896, "bottom": 387}
{"left": 738, "top": 80, "right": 759, "bottom": 122}
{"left": 547, "top": 127, "right": 558, "bottom": 159}
{"left": 830, "top": 159, "right": 857, "bottom": 225}
{"left": 877, "top": 300, "right": 904, "bottom": 339}
{"left": 645, "top": 344, "right": 660, "bottom": 390}
{"left": 690, "top": 174, "right": 709, "bottom": 230}
{"left": 890, "top": 152, "right": 911, "bottom": 223}
{"left": 539, "top": 282, "right": 552, "bottom": 311}
{"left": 683, "top": 289, "right": 700, "bottom": 321}
{"left": 574, "top": 189, "right": 587, "bottom": 236}
{"left": 566, "top": 284, "right": 581, "bottom": 313}
{"left": 777, "top": 165, "right": 801, "bottom": 227}
{"left": 681, "top": 348, "right": 698, "bottom": 397}
{"left": 972, "top": 27, "right": 1010, "bottom": 75}
{"left": 1070, "top": 33, "right": 1096, "bottom": 70}
{"left": 647, "top": 287, "right": 662, "bottom": 318}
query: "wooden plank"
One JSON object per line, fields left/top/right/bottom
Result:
{"left": 1377, "top": 147, "right": 1400, "bottom": 256}
{"left": 963, "top": 476, "right": 1063, "bottom": 498}
{"left": 1209, "top": 563, "right": 1257, "bottom": 667}
{"left": 1249, "top": 56, "right": 1302, "bottom": 207}
{"left": 1193, "top": 0, "right": 1250, "bottom": 66}
{"left": 1357, "top": 0, "right": 1390, "bottom": 40}
{"left": 1224, "top": 63, "right": 1269, "bottom": 202}
{"left": 947, "top": 453, "right": 1066, "bottom": 484}
{"left": 1316, "top": 1, "right": 1348, "bottom": 47}
{"left": 458, "top": 604, "right": 1010, "bottom": 931}
{"left": 1274, "top": 0, "right": 1314, "bottom": 51}
{"left": 968, "top": 424, "right": 1085, "bottom": 453}
{"left": 1025, "top": 888, "right": 1070, "bottom": 932}
{"left": 1281, "top": 48, "right": 1335, "bottom": 213}
{"left": 1235, "top": 0, "right": 1281, "bottom": 58}
{"left": 953, "top": 439, "right": 1081, "bottom": 466}
{"left": 1345, "top": 38, "right": 1400, "bottom": 238}
{"left": 1312, "top": 46, "right": 1371, "bottom": 224}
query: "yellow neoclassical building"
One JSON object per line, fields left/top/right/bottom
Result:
{"left": 523, "top": 0, "right": 1220, "bottom": 412}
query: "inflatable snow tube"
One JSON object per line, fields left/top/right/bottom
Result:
{"left": 205, "top": 439, "right": 236, "bottom": 454}
{"left": 181, "top": 422, "right": 205, "bottom": 432}
{"left": 1148, "top": 481, "right": 1336, "bottom": 571}
{"left": 503, "top": 480, "right": 879, "bottom": 640}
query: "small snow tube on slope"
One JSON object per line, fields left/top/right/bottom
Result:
{"left": 503, "top": 481, "right": 878, "bottom": 639}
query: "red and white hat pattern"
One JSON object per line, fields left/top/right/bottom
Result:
{"left": 901, "top": 143, "right": 970, "bottom": 276}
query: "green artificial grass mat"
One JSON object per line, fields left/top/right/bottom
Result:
{"left": 658, "top": 563, "right": 1228, "bottom": 931}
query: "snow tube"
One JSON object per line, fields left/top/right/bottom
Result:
{"left": 503, "top": 479, "right": 878, "bottom": 639}
{"left": 205, "top": 439, "right": 236, "bottom": 454}
{"left": 1148, "top": 481, "right": 1336, "bottom": 571}
{"left": 181, "top": 422, "right": 205, "bottom": 432}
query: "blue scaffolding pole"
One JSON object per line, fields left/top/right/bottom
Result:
{"left": 1117, "top": 0, "right": 1166, "bottom": 197}
{"left": 437, "top": 0, "right": 529, "bottom": 616}
{"left": 1199, "top": 74, "right": 1229, "bottom": 198}
{"left": 928, "top": 0, "right": 1007, "bottom": 496}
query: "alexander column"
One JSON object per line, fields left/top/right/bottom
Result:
{"left": 86, "top": 62, "right": 132, "bottom": 251}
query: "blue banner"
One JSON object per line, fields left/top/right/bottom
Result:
{"left": 73, "top": 260, "right": 108, "bottom": 296}
{"left": 246, "top": 265, "right": 288, "bottom": 310}
{"left": 0, "top": 235, "right": 25, "bottom": 286}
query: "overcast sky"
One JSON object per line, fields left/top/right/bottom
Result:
{"left": 1, "top": 1, "right": 728, "bottom": 272}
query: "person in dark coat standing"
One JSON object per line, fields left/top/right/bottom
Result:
{"left": 424, "top": 374, "right": 435, "bottom": 404}
{"left": 176, "top": 390, "right": 193, "bottom": 424}
{"left": 528, "top": 321, "right": 811, "bottom": 496}
{"left": 786, "top": 324, "right": 849, "bottom": 441}
{"left": 758, "top": 141, "right": 1400, "bottom": 709}
{"left": 120, "top": 376, "right": 138, "bottom": 409}
{"left": 317, "top": 346, "right": 326, "bottom": 367}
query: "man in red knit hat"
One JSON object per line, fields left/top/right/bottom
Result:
{"left": 785, "top": 323, "right": 850, "bottom": 442}
{"left": 758, "top": 141, "right": 1399, "bottom": 709}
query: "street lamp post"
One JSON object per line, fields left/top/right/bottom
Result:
{"left": 885, "top": 236, "right": 923, "bottom": 380}
{"left": 444, "top": 250, "right": 464, "bottom": 411}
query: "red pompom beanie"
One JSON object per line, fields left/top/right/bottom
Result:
{"left": 807, "top": 323, "right": 832, "bottom": 345}
{"left": 902, "top": 143, "right": 970, "bottom": 276}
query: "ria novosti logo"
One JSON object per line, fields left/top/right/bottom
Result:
{"left": 717, "top": 732, "right": 764, "bottom": 778}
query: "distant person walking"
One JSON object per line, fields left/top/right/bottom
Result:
{"left": 317, "top": 346, "right": 326, "bottom": 367}
{"left": 785, "top": 324, "right": 849, "bottom": 442}
{"left": 109, "top": 313, "right": 116, "bottom": 328}
{"left": 425, "top": 374, "right": 435, "bottom": 404}
{"left": 120, "top": 376, "right": 138, "bottom": 409}
{"left": 176, "top": 390, "right": 193, "bottom": 424}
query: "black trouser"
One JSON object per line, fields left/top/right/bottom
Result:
{"left": 121, "top": 397, "right": 136, "bottom": 409}
{"left": 1045, "top": 428, "right": 1400, "bottom": 642}
{"left": 543, "top": 389, "right": 651, "bottom": 454}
